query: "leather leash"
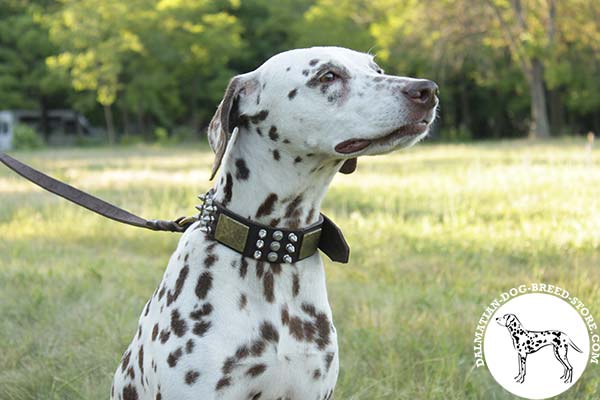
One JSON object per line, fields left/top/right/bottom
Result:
{"left": 0, "top": 152, "right": 349, "bottom": 263}
{"left": 0, "top": 152, "right": 194, "bottom": 233}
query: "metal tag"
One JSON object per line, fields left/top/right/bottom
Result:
{"left": 214, "top": 214, "right": 249, "bottom": 253}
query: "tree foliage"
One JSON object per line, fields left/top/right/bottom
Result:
{"left": 0, "top": 0, "right": 598, "bottom": 141}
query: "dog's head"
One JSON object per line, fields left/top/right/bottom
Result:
{"left": 496, "top": 313, "right": 520, "bottom": 328}
{"left": 207, "top": 46, "right": 438, "bottom": 179}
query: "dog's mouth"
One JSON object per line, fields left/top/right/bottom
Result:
{"left": 334, "top": 120, "right": 429, "bottom": 154}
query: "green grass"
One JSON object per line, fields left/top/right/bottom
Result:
{"left": 1, "top": 140, "right": 599, "bottom": 399}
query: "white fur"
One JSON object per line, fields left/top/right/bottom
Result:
{"left": 111, "top": 46, "right": 437, "bottom": 400}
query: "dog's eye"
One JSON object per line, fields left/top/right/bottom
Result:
{"left": 319, "top": 71, "right": 338, "bottom": 83}
{"left": 376, "top": 68, "right": 384, "bottom": 75}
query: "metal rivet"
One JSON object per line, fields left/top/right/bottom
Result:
{"left": 256, "top": 239, "right": 264, "bottom": 249}
{"left": 283, "top": 255, "right": 292, "bottom": 263}
{"left": 286, "top": 243, "right": 295, "bottom": 253}
{"left": 273, "top": 230, "right": 283, "bottom": 240}
{"left": 270, "top": 241, "right": 281, "bottom": 251}
{"left": 288, "top": 233, "right": 298, "bottom": 243}
{"left": 267, "top": 252, "right": 278, "bottom": 262}
{"left": 258, "top": 229, "right": 267, "bottom": 238}
{"left": 254, "top": 250, "right": 262, "bottom": 259}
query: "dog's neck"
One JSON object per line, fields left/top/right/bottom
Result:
{"left": 211, "top": 127, "right": 343, "bottom": 230}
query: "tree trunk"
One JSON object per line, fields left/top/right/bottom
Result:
{"left": 528, "top": 59, "right": 551, "bottom": 139}
{"left": 40, "top": 96, "right": 50, "bottom": 142}
{"left": 104, "top": 104, "right": 116, "bottom": 145}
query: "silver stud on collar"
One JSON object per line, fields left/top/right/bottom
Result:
{"left": 282, "top": 255, "right": 292, "bottom": 263}
{"left": 288, "top": 233, "right": 298, "bottom": 243}
{"left": 270, "top": 241, "right": 281, "bottom": 251}
{"left": 273, "top": 230, "right": 283, "bottom": 241}
{"left": 267, "top": 252, "right": 278, "bottom": 262}
{"left": 258, "top": 229, "right": 267, "bottom": 238}
{"left": 286, "top": 243, "right": 295, "bottom": 253}
{"left": 254, "top": 250, "right": 262, "bottom": 259}
{"left": 256, "top": 239, "right": 264, "bottom": 249}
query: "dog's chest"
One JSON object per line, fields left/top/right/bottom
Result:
{"left": 115, "top": 228, "right": 339, "bottom": 400}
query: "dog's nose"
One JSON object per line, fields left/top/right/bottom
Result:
{"left": 402, "top": 80, "right": 438, "bottom": 108}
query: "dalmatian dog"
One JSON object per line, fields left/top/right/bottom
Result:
{"left": 496, "top": 314, "right": 583, "bottom": 384}
{"left": 111, "top": 46, "right": 438, "bottom": 400}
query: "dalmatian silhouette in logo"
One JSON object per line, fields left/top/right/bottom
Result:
{"left": 496, "top": 314, "right": 583, "bottom": 384}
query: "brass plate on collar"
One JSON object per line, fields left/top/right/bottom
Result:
{"left": 214, "top": 214, "right": 249, "bottom": 253}
{"left": 299, "top": 228, "right": 322, "bottom": 259}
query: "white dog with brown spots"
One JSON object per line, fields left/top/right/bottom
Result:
{"left": 111, "top": 46, "right": 438, "bottom": 400}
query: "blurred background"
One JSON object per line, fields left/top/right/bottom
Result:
{"left": 1, "top": 0, "right": 599, "bottom": 148}
{"left": 1, "top": 1, "right": 600, "bottom": 399}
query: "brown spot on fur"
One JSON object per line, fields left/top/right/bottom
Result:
{"left": 270, "top": 263, "right": 281, "bottom": 274}
{"left": 216, "top": 376, "right": 232, "bottom": 391}
{"left": 325, "top": 352, "right": 335, "bottom": 371}
{"left": 281, "top": 306, "right": 290, "bottom": 325}
{"left": 239, "top": 257, "right": 248, "bottom": 278}
{"left": 302, "top": 69, "right": 309, "bottom": 76}
{"left": 288, "top": 317, "right": 304, "bottom": 340}
{"left": 256, "top": 194, "right": 278, "bottom": 218}
{"left": 127, "top": 366, "right": 135, "bottom": 379}
{"left": 256, "top": 262, "right": 264, "bottom": 278}
{"left": 246, "top": 363, "right": 267, "bottom": 377}
{"left": 268, "top": 126, "right": 279, "bottom": 141}
{"left": 167, "top": 265, "right": 189, "bottom": 306}
{"left": 204, "top": 254, "right": 218, "bottom": 268}
{"left": 306, "top": 208, "right": 316, "bottom": 224}
{"left": 256, "top": 127, "right": 263, "bottom": 136}
{"left": 269, "top": 218, "right": 280, "bottom": 227}
{"left": 195, "top": 272, "right": 213, "bottom": 299}
{"left": 223, "top": 173, "right": 233, "bottom": 206}
{"left": 186, "top": 339, "right": 195, "bottom": 354}
{"left": 167, "top": 347, "right": 183, "bottom": 367}
{"left": 285, "top": 195, "right": 303, "bottom": 218}
{"left": 138, "top": 345, "right": 144, "bottom": 376}
{"left": 250, "top": 339, "right": 266, "bottom": 356}
{"left": 239, "top": 293, "right": 247, "bottom": 309}
{"left": 313, "top": 369, "right": 322, "bottom": 379}
{"left": 190, "top": 303, "right": 213, "bottom": 319}
{"left": 294, "top": 156, "right": 302, "bottom": 164}
{"left": 171, "top": 309, "right": 188, "bottom": 337}
{"left": 121, "top": 350, "right": 132, "bottom": 372}
{"left": 292, "top": 274, "right": 300, "bottom": 297}
{"left": 272, "top": 149, "right": 280, "bottom": 161}
{"left": 158, "top": 286, "right": 165, "bottom": 300}
{"left": 250, "top": 392, "right": 262, "bottom": 400}
{"left": 260, "top": 321, "right": 279, "bottom": 342}
{"left": 193, "top": 320, "right": 211, "bottom": 336}
{"left": 122, "top": 384, "right": 138, "bottom": 400}
{"left": 288, "top": 89, "right": 297, "bottom": 99}
{"left": 185, "top": 370, "right": 200, "bottom": 385}
{"left": 236, "top": 345, "right": 250, "bottom": 359}
{"left": 249, "top": 110, "right": 269, "bottom": 124}
{"left": 159, "top": 329, "right": 170, "bottom": 344}
{"left": 263, "top": 272, "right": 274, "bottom": 303}
{"left": 235, "top": 159, "right": 250, "bottom": 180}
{"left": 309, "top": 59, "right": 319, "bottom": 66}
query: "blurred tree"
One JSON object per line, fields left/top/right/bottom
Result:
{"left": 46, "top": 0, "right": 242, "bottom": 142}
{"left": 0, "top": 0, "right": 70, "bottom": 140}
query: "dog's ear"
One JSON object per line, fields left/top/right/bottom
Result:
{"left": 207, "top": 74, "right": 259, "bottom": 180}
{"left": 339, "top": 158, "right": 357, "bottom": 174}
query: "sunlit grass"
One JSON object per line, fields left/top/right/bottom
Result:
{"left": 1, "top": 140, "right": 599, "bottom": 399}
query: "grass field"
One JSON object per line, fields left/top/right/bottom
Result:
{"left": 1, "top": 140, "right": 599, "bottom": 400}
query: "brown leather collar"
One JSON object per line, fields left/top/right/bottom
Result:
{"left": 193, "top": 191, "right": 349, "bottom": 263}
{"left": 0, "top": 152, "right": 349, "bottom": 263}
